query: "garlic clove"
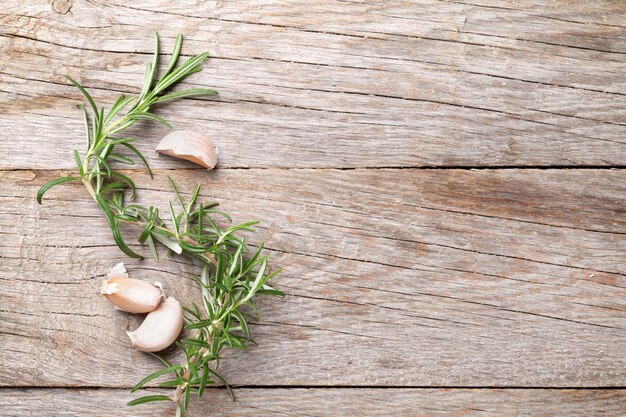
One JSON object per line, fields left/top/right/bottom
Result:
{"left": 101, "top": 263, "right": 162, "bottom": 313}
{"left": 126, "top": 297, "right": 184, "bottom": 352}
{"left": 155, "top": 130, "right": 218, "bottom": 169}
{"left": 107, "top": 262, "right": 128, "bottom": 279}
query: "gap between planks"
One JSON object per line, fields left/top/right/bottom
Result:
{"left": 0, "top": 385, "right": 625, "bottom": 390}
{"left": 1, "top": 166, "right": 626, "bottom": 172}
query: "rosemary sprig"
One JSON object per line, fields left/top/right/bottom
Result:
{"left": 36, "top": 33, "right": 283, "bottom": 416}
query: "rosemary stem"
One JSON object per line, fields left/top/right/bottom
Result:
{"left": 116, "top": 215, "right": 218, "bottom": 265}
{"left": 100, "top": 111, "right": 133, "bottom": 138}
{"left": 173, "top": 324, "right": 219, "bottom": 402}
{"left": 79, "top": 171, "right": 219, "bottom": 266}
{"left": 101, "top": 98, "right": 150, "bottom": 138}
{"left": 82, "top": 178, "right": 98, "bottom": 202}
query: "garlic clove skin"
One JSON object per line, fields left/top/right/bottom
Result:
{"left": 126, "top": 297, "right": 184, "bottom": 352}
{"left": 108, "top": 262, "right": 128, "bottom": 279}
{"left": 101, "top": 263, "right": 162, "bottom": 313}
{"left": 155, "top": 130, "right": 218, "bottom": 170}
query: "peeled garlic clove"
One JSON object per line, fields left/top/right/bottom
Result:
{"left": 155, "top": 130, "right": 218, "bottom": 169}
{"left": 101, "top": 263, "right": 162, "bottom": 313}
{"left": 126, "top": 297, "right": 183, "bottom": 352}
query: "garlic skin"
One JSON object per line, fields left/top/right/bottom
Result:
{"left": 126, "top": 297, "right": 184, "bottom": 352}
{"left": 100, "top": 263, "right": 162, "bottom": 313}
{"left": 108, "top": 262, "right": 128, "bottom": 278}
{"left": 155, "top": 130, "right": 218, "bottom": 169}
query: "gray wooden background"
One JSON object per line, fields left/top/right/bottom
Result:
{"left": 0, "top": 1, "right": 625, "bottom": 415}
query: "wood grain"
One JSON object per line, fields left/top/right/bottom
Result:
{"left": 1, "top": 0, "right": 625, "bottom": 168}
{"left": 1, "top": 1, "right": 625, "bottom": 414}
{"left": 1, "top": 388, "right": 625, "bottom": 416}
{"left": 1, "top": 169, "right": 624, "bottom": 387}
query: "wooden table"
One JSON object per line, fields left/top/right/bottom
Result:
{"left": 1, "top": 1, "right": 625, "bottom": 415}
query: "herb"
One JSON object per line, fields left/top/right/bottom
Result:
{"left": 36, "top": 33, "right": 283, "bottom": 416}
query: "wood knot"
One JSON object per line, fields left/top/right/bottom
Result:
{"left": 48, "top": 0, "right": 72, "bottom": 15}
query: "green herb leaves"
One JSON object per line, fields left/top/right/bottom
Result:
{"left": 35, "top": 33, "right": 283, "bottom": 416}
{"left": 116, "top": 180, "right": 283, "bottom": 416}
{"left": 127, "top": 395, "right": 172, "bottom": 406}
{"left": 36, "top": 32, "right": 215, "bottom": 218}
{"left": 127, "top": 178, "right": 282, "bottom": 411}
{"left": 36, "top": 176, "right": 80, "bottom": 204}
{"left": 36, "top": 32, "right": 218, "bottom": 258}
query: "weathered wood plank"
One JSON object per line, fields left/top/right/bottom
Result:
{"left": 1, "top": 0, "right": 624, "bottom": 168}
{"left": 1, "top": 169, "right": 624, "bottom": 387}
{"left": 7, "top": 0, "right": 626, "bottom": 56}
{"left": 1, "top": 388, "right": 625, "bottom": 416}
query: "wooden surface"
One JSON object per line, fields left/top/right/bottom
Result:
{"left": 2, "top": 388, "right": 626, "bottom": 416}
{"left": 2, "top": 0, "right": 626, "bottom": 168}
{"left": 0, "top": 0, "right": 625, "bottom": 416}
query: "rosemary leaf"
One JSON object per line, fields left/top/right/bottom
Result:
{"left": 120, "top": 141, "right": 153, "bottom": 178}
{"left": 95, "top": 194, "right": 142, "bottom": 259}
{"left": 127, "top": 395, "right": 172, "bottom": 406}
{"left": 109, "top": 153, "right": 135, "bottom": 165}
{"left": 156, "top": 88, "right": 219, "bottom": 103}
{"left": 64, "top": 75, "right": 98, "bottom": 118}
{"left": 162, "top": 33, "right": 183, "bottom": 79}
{"left": 36, "top": 176, "right": 81, "bottom": 204}
{"left": 146, "top": 234, "right": 159, "bottom": 261}
{"left": 129, "top": 111, "right": 172, "bottom": 128}
{"left": 132, "top": 365, "right": 184, "bottom": 393}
